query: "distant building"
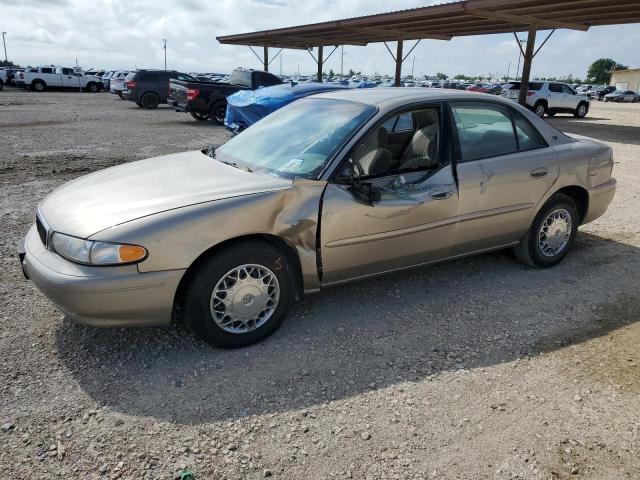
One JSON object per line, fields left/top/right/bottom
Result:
{"left": 609, "top": 68, "right": 640, "bottom": 92}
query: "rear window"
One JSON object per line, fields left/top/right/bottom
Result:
{"left": 124, "top": 72, "right": 137, "bottom": 81}
{"left": 508, "top": 82, "right": 543, "bottom": 91}
{"left": 228, "top": 70, "right": 253, "bottom": 87}
{"left": 41, "top": 68, "right": 53, "bottom": 74}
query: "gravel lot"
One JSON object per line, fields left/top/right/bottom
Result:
{"left": 1, "top": 90, "right": 638, "bottom": 480}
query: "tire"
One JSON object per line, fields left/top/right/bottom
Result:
{"left": 0, "top": 80, "right": 3, "bottom": 91}
{"left": 514, "top": 193, "right": 579, "bottom": 268}
{"left": 136, "top": 101, "right": 143, "bottom": 107}
{"left": 86, "top": 82, "right": 98, "bottom": 93}
{"left": 190, "top": 111, "right": 210, "bottom": 121}
{"left": 573, "top": 102, "right": 588, "bottom": 118}
{"left": 140, "top": 92, "right": 159, "bottom": 109}
{"left": 533, "top": 101, "right": 546, "bottom": 118}
{"left": 32, "top": 80, "right": 45, "bottom": 92}
{"left": 546, "top": 111, "right": 556, "bottom": 117}
{"left": 182, "top": 240, "right": 295, "bottom": 348}
{"left": 211, "top": 100, "right": 227, "bottom": 124}
{"left": 118, "top": 92, "right": 123, "bottom": 98}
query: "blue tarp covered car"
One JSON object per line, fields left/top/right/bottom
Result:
{"left": 224, "top": 82, "right": 349, "bottom": 133}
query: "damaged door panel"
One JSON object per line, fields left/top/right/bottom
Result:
{"left": 319, "top": 165, "right": 458, "bottom": 284}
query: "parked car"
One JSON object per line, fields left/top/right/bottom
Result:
{"left": 101, "top": 71, "right": 115, "bottom": 89}
{"left": 19, "top": 89, "right": 616, "bottom": 348}
{"left": 109, "top": 71, "right": 130, "bottom": 97}
{"left": 15, "top": 66, "right": 103, "bottom": 92}
{"left": 168, "top": 68, "right": 282, "bottom": 123}
{"left": 84, "top": 69, "right": 105, "bottom": 78}
{"left": 592, "top": 85, "right": 616, "bottom": 101}
{"left": 503, "top": 81, "right": 590, "bottom": 118}
{"left": 122, "top": 70, "right": 196, "bottom": 109}
{"left": 225, "top": 82, "right": 349, "bottom": 133}
{"left": 603, "top": 90, "right": 638, "bottom": 103}
{"left": 466, "top": 83, "right": 490, "bottom": 93}
{"left": 0, "top": 69, "right": 6, "bottom": 90}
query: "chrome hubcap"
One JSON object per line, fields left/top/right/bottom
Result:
{"left": 578, "top": 105, "right": 586, "bottom": 116}
{"left": 538, "top": 208, "right": 572, "bottom": 257}
{"left": 536, "top": 105, "right": 545, "bottom": 116}
{"left": 210, "top": 264, "right": 279, "bottom": 334}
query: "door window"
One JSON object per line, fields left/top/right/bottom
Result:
{"left": 62, "top": 68, "right": 74, "bottom": 75}
{"left": 548, "top": 83, "right": 563, "bottom": 93}
{"left": 561, "top": 84, "right": 575, "bottom": 95}
{"left": 451, "top": 103, "right": 517, "bottom": 162}
{"left": 512, "top": 110, "right": 547, "bottom": 151}
{"left": 349, "top": 108, "right": 439, "bottom": 177}
{"left": 41, "top": 68, "right": 53, "bottom": 74}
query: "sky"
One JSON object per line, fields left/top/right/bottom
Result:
{"left": 2, "top": 0, "right": 639, "bottom": 79}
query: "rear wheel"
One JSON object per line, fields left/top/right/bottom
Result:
{"left": 182, "top": 240, "right": 295, "bottom": 348}
{"left": 533, "top": 101, "right": 546, "bottom": 118}
{"left": 86, "top": 82, "right": 98, "bottom": 93}
{"left": 190, "top": 111, "right": 210, "bottom": 121}
{"left": 32, "top": 80, "right": 45, "bottom": 92}
{"left": 0, "top": 80, "right": 3, "bottom": 91}
{"left": 136, "top": 101, "right": 143, "bottom": 107}
{"left": 211, "top": 100, "right": 227, "bottom": 124}
{"left": 573, "top": 102, "right": 588, "bottom": 118}
{"left": 514, "top": 193, "right": 579, "bottom": 268}
{"left": 141, "top": 92, "right": 159, "bottom": 109}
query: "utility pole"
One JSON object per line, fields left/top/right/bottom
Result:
{"left": 1, "top": 32, "right": 7, "bottom": 62}
{"left": 162, "top": 39, "right": 167, "bottom": 70}
{"left": 280, "top": 51, "right": 282, "bottom": 75}
{"left": 340, "top": 45, "right": 344, "bottom": 77}
{"left": 506, "top": 60, "right": 511, "bottom": 81}
{"left": 515, "top": 37, "right": 526, "bottom": 79}
{"left": 411, "top": 55, "right": 416, "bottom": 78}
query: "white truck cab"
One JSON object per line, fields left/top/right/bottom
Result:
{"left": 16, "top": 66, "right": 103, "bottom": 92}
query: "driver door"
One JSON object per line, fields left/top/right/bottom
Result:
{"left": 319, "top": 106, "right": 459, "bottom": 284}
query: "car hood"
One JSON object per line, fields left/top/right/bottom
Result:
{"left": 38, "top": 150, "right": 292, "bottom": 238}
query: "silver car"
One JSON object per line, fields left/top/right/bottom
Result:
{"left": 19, "top": 89, "right": 616, "bottom": 348}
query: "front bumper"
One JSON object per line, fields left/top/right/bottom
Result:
{"left": 20, "top": 225, "right": 185, "bottom": 327}
{"left": 584, "top": 178, "right": 617, "bottom": 224}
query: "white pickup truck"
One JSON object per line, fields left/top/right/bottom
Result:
{"left": 16, "top": 66, "right": 103, "bottom": 92}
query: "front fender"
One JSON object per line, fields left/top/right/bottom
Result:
{"left": 89, "top": 180, "right": 326, "bottom": 291}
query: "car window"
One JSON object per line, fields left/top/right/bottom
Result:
{"left": 41, "top": 68, "right": 53, "bottom": 74}
{"left": 561, "top": 85, "right": 575, "bottom": 94}
{"left": 511, "top": 110, "right": 547, "bottom": 151}
{"left": 62, "top": 68, "right": 74, "bottom": 75}
{"left": 382, "top": 113, "right": 414, "bottom": 132}
{"left": 548, "top": 83, "right": 563, "bottom": 93}
{"left": 451, "top": 103, "right": 518, "bottom": 162}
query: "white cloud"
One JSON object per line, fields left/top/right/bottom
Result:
{"left": 2, "top": 0, "right": 639, "bottom": 78}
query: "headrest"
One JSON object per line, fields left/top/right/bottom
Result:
{"left": 363, "top": 126, "right": 388, "bottom": 147}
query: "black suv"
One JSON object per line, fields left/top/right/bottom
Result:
{"left": 122, "top": 70, "right": 196, "bottom": 109}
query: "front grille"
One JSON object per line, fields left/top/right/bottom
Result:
{"left": 35, "top": 214, "right": 47, "bottom": 246}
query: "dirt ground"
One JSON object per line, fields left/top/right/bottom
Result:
{"left": 0, "top": 89, "right": 638, "bottom": 480}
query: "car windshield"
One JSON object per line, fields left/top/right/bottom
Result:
{"left": 215, "top": 98, "right": 377, "bottom": 179}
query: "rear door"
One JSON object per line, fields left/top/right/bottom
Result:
{"left": 450, "top": 101, "right": 559, "bottom": 254}
{"left": 61, "top": 68, "right": 78, "bottom": 88}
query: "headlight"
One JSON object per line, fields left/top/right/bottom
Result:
{"left": 51, "top": 232, "right": 147, "bottom": 265}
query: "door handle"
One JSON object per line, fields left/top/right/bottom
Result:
{"left": 430, "top": 189, "right": 453, "bottom": 200}
{"left": 530, "top": 167, "right": 548, "bottom": 178}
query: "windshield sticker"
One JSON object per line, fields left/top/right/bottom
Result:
{"left": 280, "top": 158, "right": 305, "bottom": 171}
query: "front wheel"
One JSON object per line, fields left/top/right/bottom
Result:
{"left": 182, "top": 240, "right": 295, "bottom": 348}
{"left": 32, "top": 80, "right": 45, "bottom": 92}
{"left": 514, "top": 193, "right": 579, "bottom": 268}
{"left": 86, "top": 82, "right": 98, "bottom": 93}
{"left": 573, "top": 103, "right": 588, "bottom": 118}
{"left": 190, "top": 111, "right": 210, "bottom": 121}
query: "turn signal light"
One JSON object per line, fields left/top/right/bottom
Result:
{"left": 118, "top": 245, "right": 147, "bottom": 263}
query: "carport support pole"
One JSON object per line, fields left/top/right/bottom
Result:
{"left": 263, "top": 47, "right": 269, "bottom": 72}
{"left": 517, "top": 25, "right": 537, "bottom": 106}
{"left": 317, "top": 45, "right": 323, "bottom": 82}
{"left": 394, "top": 40, "right": 404, "bottom": 87}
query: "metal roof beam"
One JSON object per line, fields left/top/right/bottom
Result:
{"left": 464, "top": 7, "right": 590, "bottom": 31}
{"left": 342, "top": 26, "right": 452, "bottom": 41}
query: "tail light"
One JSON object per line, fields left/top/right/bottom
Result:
{"left": 527, "top": 91, "right": 535, "bottom": 96}
{"left": 126, "top": 80, "right": 136, "bottom": 89}
{"left": 186, "top": 88, "right": 200, "bottom": 101}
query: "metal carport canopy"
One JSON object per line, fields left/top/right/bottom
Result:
{"left": 217, "top": 0, "right": 640, "bottom": 104}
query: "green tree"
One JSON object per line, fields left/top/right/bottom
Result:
{"left": 435, "top": 72, "right": 447, "bottom": 80}
{"left": 329, "top": 69, "right": 335, "bottom": 77}
{"left": 587, "top": 58, "right": 628, "bottom": 84}
{"left": 0, "top": 60, "right": 19, "bottom": 68}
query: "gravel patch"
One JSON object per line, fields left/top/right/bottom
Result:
{"left": 1, "top": 89, "right": 639, "bottom": 479}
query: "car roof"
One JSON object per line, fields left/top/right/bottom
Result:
{"left": 312, "top": 87, "right": 516, "bottom": 110}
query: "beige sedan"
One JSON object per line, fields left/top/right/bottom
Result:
{"left": 19, "top": 89, "right": 616, "bottom": 348}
